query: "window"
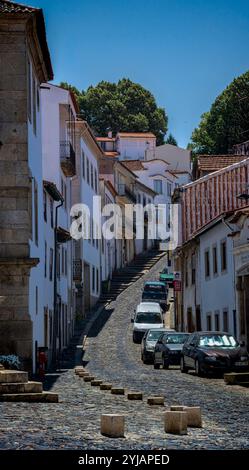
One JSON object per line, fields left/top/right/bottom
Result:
{"left": 154, "top": 179, "right": 162, "bottom": 194}
{"left": 221, "top": 240, "right": 227, "bottom": 271}
{"left": 207, "top": 314, "right": 212, "bottom": 331}
{"left": 50, "top": 199, "right": 53, "bottom": 228}
{"left": 91, "top": 163, "right": 94, "bottom": 189}
{"left": 96, "top": 268, "right": 99, "bottom": 293}
{"left": 223, "top": 309, "right": 229, "bottom": 332}
{"left": 191, "top": 254, "right": 196, "bottom": 285}
{"left": 94, "top": 168, "right": 98, "bottom": 192}
{"left": 65, "top": 249, "right": 67, "bottom": 276}
{"left": 35, "top": 286, "right": 38, "bottom": 315}
{"left": 137, "top": 193, "right": 141, "bottom": 204}
{"left": 92, "top": 219, "right": 95, "bottom": 246}
{"left": 27, "top": 59, "right": 31, "bottom": 122}
{"left": 215, "top": 311, "right": 220, "bottom": 331}
{"left": 64, "top": 184, "right": 67, "bottom": 210}
{"left": 37, "top": 86, "right": 40, "bottom": 111}
{"left": 49, "top": 248, "right": 53, "bottom": 281}
{"left": 34, "top": 179, "right": 38, "bottom": 245}
{"left": 213, "top": 245, "right": 218, "bottom": 275}
{"left": 44, "top": 241, "right": 47, "bottom": 278}
{"left": 57, "top": 247, "right": 60, "bottom": 280}
{"left": 61, "top": 247, "right": 64, "bottom": 275}
{"left": 86, "top": 158, "right": 90, "bottom": 184}
{"left": 32, "top": 75, "right": 36, "bottom": 135}
{"left": 82, "top": 151, "right": 85, "bottom": 179}
{"left": 43, "top": 190, "right": 47, "bottom": 222}
{"left": 205, "top": 250, "right": 210, "bottom": 278}
{"left": 92, "top": 266, "right": 95, "bottom": 292}
{"left": 185, "top": 258, "right": 188, "bottom": 287}
{"left": 167, "top": 182, "right": 172, "bottom": 197}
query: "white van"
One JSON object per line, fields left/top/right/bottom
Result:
{"left": 132, "top": 302, "right": 164, "bottom": 343}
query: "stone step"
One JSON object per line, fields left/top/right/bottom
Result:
{"left": 0, "top": 370, "right": 28, "bottom": 384}
{"left": 0, "top": 381, "right": 43, "bottom": 394}
{"left": 0, "top": 392, "right": 59, "bottom": 402}
{"left": 224, "top": 372, "right": 249, "bottom": 385}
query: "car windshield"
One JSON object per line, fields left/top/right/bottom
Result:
{"left": 144, "top": 284, "right": 166, "bottom": 294}
{"left": 135, "top": 312, "right": 162, "bottom": 324}
{"left": 164, "top": 334, "right": 189, "bottom": 344}
{"left": 199, "top": 334, "right": 239, "bottom": 348}
{"left": 147, "top": 330, "right": 164, "bottom": 341}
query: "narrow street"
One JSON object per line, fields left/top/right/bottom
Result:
{"left": 0, "top": 255, "right": 249, "bottom": 450}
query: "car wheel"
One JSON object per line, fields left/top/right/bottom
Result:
{"left": 133, "top": 333, "right": 138, "bottom": 343}
{"left": 162, "top": 356, "right": 169, "bottom": 369}
{"left": 195, "top": 359, "right": 204, "bottom": 377}
{"left": 154, "top": 362, "right": 160, "bottom": 369}
{"left": 180, "top": 357, "right": 188, "bottom": 373}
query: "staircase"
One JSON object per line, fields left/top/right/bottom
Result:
{"left": 99, "top": 250, "right": 166, "bottom": 303}
{"left": 0, "top": 369, "right": 58, "bottom": 402}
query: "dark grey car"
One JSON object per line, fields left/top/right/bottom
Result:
{"left": 154, "top": 332, "right": 190, "bottom": 369}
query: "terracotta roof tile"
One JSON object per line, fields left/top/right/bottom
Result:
{"left": 104, "top": 151, "right": 119, "bottom": 157}
{"left": 198, "top": 155, "right": 246, "bottom": 171}
{"left": 118, "top": 132, "right": 156, "bottom": 139}
{"left": 0, "top": 0, "right": 37, "bottom": 13}
{"left": 96, "top": 137, "right": 116, "bottom": 142}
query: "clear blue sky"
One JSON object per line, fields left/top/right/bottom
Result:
{"left": 27, "top": 0, "right": 249, "bottom": 148}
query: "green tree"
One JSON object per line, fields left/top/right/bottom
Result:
{"left": 60, "top": 79, "right": 168, "bottom": 145}
{"left": 165, "top": 133, "right": 178, "bottom": 146}
{"left": 190, "top": 71, "right": 249, "bottom": 154}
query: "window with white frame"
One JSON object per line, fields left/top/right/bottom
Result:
{"left": 154, "top": 179, "right": 162, "bottom": 194}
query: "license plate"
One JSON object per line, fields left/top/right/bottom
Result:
{"left": 235, "top": 361, "right": 249, "bottom": 366}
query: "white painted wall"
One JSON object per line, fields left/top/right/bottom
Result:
{"left": 199, "top": 221, "right": 236, "bottom": 335}
{"left": 145, "top": 143, "right": 191, "bottom": 173}
{"left": 80, "top": 137, "right": 101, "bottom": 304}
{"left": 27, "top": 54, "right": 45, "bottom": 372}
{"left": 117, "top": 135, "right": 156, "bottom": 160}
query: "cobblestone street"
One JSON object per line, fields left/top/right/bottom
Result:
{"left": 0, "top": 256, "right": 249, "bottom": 450}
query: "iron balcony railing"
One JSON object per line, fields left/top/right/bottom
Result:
{"left": 73, "top": 259, "right": 82, "bottom": 281}
{"left": 60, "top": 141, "right": 76, "bottom": 176}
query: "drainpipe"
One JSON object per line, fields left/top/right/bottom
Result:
{"left": 52, "top": 198, "right": 64, "bottom": 368}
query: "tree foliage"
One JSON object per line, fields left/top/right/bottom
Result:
{"left": 60, "top": 79, "right": 168, "bottom": 145}
{"left": 190, "top": 71, "right": 249, "bottom": 154}
{"left": 165, "top": 133, "right": 178, "bottom": 146}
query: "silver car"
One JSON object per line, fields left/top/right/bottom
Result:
{"left": 141, "top": 328, "right": 175, "bottom": 364}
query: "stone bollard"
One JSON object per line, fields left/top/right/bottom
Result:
{"left": 100, "top": 383, "right": 112, "bottom": 391}
{"left": 164, "top": 411, "right": 188, "bottom": 435}
{"left": 147, "top": 396, "right": 164, "bottom": 406}
{"left": 170, "top": 406, "right": 202, "bottom": 428}
{"left": 78, "top": 371, "right": 89, "bottom": 378}
{"left": 127, "top": 392, "right": 143, "bottom": 400}
{"left": 111, "top": 387, "right": 125, "bottom": 395}
{"left": 101, "top": 414, "right": 125, "bottom": 438}
{"left": 84, "top": 375, "right": 95, "bottom": 382}
{"left": 91, "top": 379, "right": 102, "bottom": 386}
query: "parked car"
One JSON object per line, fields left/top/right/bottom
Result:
{"left": 159, "top": 268, "right": 174, "bottom": 288}
{"left": 181, "top": 331, "right": 249, "bottom": 376}
{"left": 154, "top": 332, "right": 190, "bottom": 369}
{"left": 142, "top": 281, "right": 168, "bottom": 309}
{"left": 141, "top": 328, "right": 175, "bottom": 364}
{"left": 132, "top": 302, "right": 164, "bottom": 343}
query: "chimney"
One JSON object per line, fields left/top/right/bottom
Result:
{"left": 107, "top": 130, "right": 113, "bottom": 139}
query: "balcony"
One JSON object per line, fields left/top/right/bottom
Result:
{"left": 73, "top": 259, "right": 82, "bottom": 282}
{"left": 60, "top": 141, "right": 76, "bottom": 177}
{"left": 117, "top": 183, "right": 136, "bottom": 204}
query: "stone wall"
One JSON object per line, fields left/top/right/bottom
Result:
{"left": 0, "top": 17, "right": 35, "bottom": 370}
